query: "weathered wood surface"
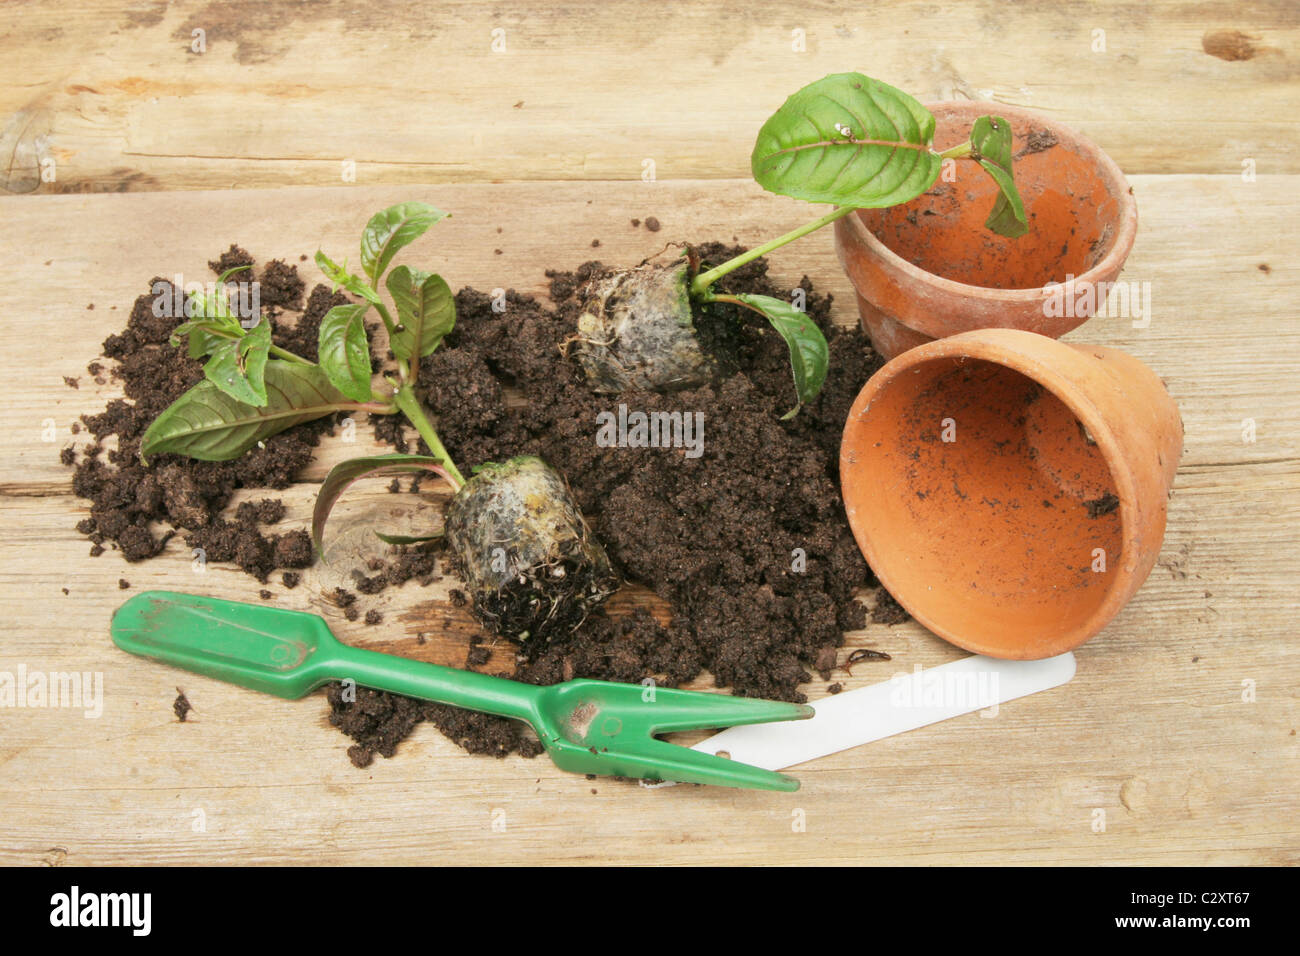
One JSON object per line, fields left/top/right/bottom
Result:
{"left": 0, "top": 0, "right": 1297, "bottom": 866}
{"left": 1, "top": 177, "right": 1296, "bottom": 865}
{"left": 1, "top": 1, "right": 1298, "bottom": 194}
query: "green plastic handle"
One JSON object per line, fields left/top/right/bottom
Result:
{"left": 113, "top": 591, "right": 813, "bottom": 791}
{"left": 111, "top": 591, "right": 543, "bottom": 723}
{"left": 329, "top": 643, "right": 542, "bottom": 724}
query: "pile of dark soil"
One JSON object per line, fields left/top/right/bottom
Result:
{"left": 331, "top": 244, "right": 899, "bottom": 764}
{"left": 64, "top": 251, "right": 444, "bottom": 595}
{"left": 65, "top": 242, "right": 904, "bottom": 769}
{"left": 66, "top": 253, "right": 349, "bottom": 581}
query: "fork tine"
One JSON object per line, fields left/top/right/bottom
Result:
{"left": 638, "top": 686, "right": 814, "bottom": 734}
{"left": 630, "top": 738, "right": 802, "bottom": 791}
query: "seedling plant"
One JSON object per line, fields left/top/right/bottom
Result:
{"left": 141, "top": 203, "right": 617, "bottom": 642}
{"left": 575, "top": 71, "right": 1027, "bottom": 417}
{"left": 136, "top": 71, "right": 1025, "bottom": 639}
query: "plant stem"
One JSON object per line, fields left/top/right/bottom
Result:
{"left": 938, "top": 140, "right": 974, "bottom": 160}
{"left": 269, "top": 344, "right": 314, "bottom": 365}
{"left": 186, "top": 322, "right": 314, "bottom": 367}
{"left": 689, "top": 137, "right": 981, "bottom": 298}
{"left": 372, "top": 300, "right": 398, "bottom": 337}
{"left": 690, "top": 205, "right": 858, "bottom": 297}
{"left": 356, "top": 400, "right": 399, "bottom": 414}
{"left": 701, "top": 292, "right": 761, "bottom": 316}
{"left": 392, "top": 384, "right": 465, "bottom": 490}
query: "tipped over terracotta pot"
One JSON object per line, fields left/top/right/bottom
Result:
{"left": 840, "top": 329, "right": 1182, "bottom": 659}
{"left": 834, "top": 102, "right": 1138, "bottom": 360}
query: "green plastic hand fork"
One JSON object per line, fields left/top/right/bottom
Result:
{"left": 112, "top": 591, "right": 813, "bottom": 791}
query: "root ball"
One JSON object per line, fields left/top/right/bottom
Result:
{"left": 445, "top": 456, "right": 618, "bottom": 642}
{"left": 575, "top": 262, "right": 714, "bottom": 392}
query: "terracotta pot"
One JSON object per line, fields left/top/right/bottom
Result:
{"left": 834, "top": 102, "right": 1138, "bottom": 360}
{"left": 840, "top": 329, "right": 1182, "bottom": 659}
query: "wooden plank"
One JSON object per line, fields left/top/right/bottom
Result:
{"left": 0, "top": 463, "right": 1295, "bottom": 865}
{"left": 0, "top": 177, "right": 1297, "bottom": 864}
{"left": 5, "top": 176, "right": 1298, "bottom": 486}
{"left": 1, "top": 1, "right": 1298, "bottom": 195}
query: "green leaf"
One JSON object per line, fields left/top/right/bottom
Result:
{"left": 374, "top": 530, "right": 445, "bottom": 546}
{"left": 726, "top": 293, "right": 829, "bottom": 419}
{"left": 202, "top": 319, "right": 271, "bottom": 406}
{"left": 215, "top": 263, "right": 252, "bottom": 285}
{"left": 312, "top": 453, "right": 456, "bottom": 555}
{"left": 186, "top": 287, "right": 236, "bottom": 322}
{"left": 171, "top": 288, "right": 248, "bottom": 360}
{"left": 318, "top": 303, "right": 373, "bottom": 402}
{"left": 970, "top": 115, "right": 1028, "bottom": 238}
{"left": 140, "top": 361, "right": 352, "bottom": 463}
{"left": 169, "top": 317, "right": 230, "bottom": 359}
{"left": 977, "top": 160, "right": 1028, "bottom": 238}
{"left": 751, "top": 72, "right": 942, "bottom": 208}
{"left": 385, "top": 265, "right": 456, "bottom": 361}
{"left": 314, "top": 250, "right": 381, "bottom": 307}
{"left": 187, "top": 326, "right": 225, "bottom": 359}
{"left": 173, "top": 286, "right": 246, "bottom": 350}
{"left": 359, "top": 202, "right": 448, "bottom": 285}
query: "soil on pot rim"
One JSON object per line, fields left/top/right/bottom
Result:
{"left": 65, "top": 242, "right": 904, "bottom": 768}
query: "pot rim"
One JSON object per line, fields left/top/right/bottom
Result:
{"left": 841, "top": 329, "right": 1144, "bottom": 659}
{"left": 838, "top": 100, "right": 1140, "bottom": 300}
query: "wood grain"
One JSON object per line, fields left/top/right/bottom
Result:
{"left": 0, "top": 176, "right": 1296, "bottom": 865}
{"left": 1, "top": 1, "right": 1298, "bottom": 195}
{"left": 0, "top": 0, "right": 1297, "bottom": 866}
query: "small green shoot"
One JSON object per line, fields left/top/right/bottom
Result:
{"left": 142, "top": 201, "right": 467, "bottom": 530}
{"left": 683, "top": 72, "right": 1028, "bottom": 413}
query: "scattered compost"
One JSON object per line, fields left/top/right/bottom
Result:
{"left": 560, "top": 72, "right": 1028, "bottom": 422}
{"left": 66, "top": 262, "right": 343, "bottom": 578}
{"left": 172, "top": 688, "right": 192, "bottom": 722}
{"left": 66, "top": 233, "right": 902, "bottom": 767}
{"left": 327, "top": 241, "right": 894, "bottom": 763}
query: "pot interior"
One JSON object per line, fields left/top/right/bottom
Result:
{"left": 855, "top": 107, "right": 1124, "bottom": 291}
{"left": 845, "top": 356, "right": 1124, "bottom": 655}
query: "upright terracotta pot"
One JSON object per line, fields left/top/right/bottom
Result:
{"left": 834, "top": 102, "right": 1139, "bottom": 360}
{"left": 840, "top": 329, "right": 1182, "bottom": 659}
